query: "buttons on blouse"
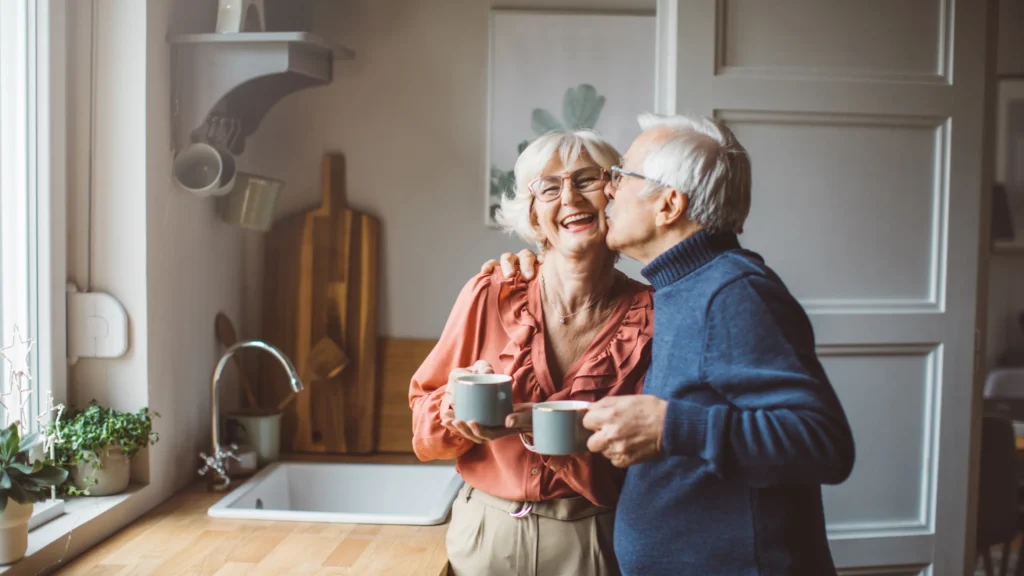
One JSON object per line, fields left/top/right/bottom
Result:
{"left": 530, "top": 468, "right": 539, "bottom": 475}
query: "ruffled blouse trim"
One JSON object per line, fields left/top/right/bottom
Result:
{"left": 493, "top": 270, "right": 653, "bottom": 396}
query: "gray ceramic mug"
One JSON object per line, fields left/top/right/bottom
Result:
{"left": 453, "top": 374, "right": 514, "bottom": 427}
{"left": 520, "top": 400, "right": 592, "bottom": 455}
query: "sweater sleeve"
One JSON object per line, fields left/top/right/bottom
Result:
{"left": 408, "top": 273, "right": 492, "bottom": 461}
{"left": 660, "top": 275, "right": 856, "bottom": 486}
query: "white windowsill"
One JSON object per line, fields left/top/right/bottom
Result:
{"left": 0, "top": 484, "right": 145, "bottom": 573}
{"left": 27, "top": 499, "right": 65, "bottom": 531}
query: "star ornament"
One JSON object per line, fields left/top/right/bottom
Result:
{"left": 1, "top": 325, "right": 33, "bottom": 382}
{"left": 0, "top": 391, "right": 13, "bottom": 416}
{"left": 35, "top": 392, "right": 65, "bottom": 453}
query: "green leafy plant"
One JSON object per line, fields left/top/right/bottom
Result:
{"left": 51, "top": 401, "right": 159, "bottom": 495}
{"left": 490, "top": 84, "right": 608, "bottom": 221}
{"left": 0, "top": 424, "right": 68, "bottom": 511}
{"left": 532, "top": 109, "right": 563, "bottom": 134}
{"left": 528, "top": 84, "right": 606, "bottom": 133}
{"left": 561, "top": 84, "right": 605, "bottom": 130}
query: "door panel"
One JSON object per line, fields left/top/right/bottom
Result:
{"left": 657, "top": 1, "right": 990, "bottom": 574}
{"left": 820, "top": 346, "right": 938, "bottom": 531}
{"left": 728, "top": 112, "right": 944, "bottom": 307}
{"left": 719, "top": 0, "right": 944, "bottom": 79}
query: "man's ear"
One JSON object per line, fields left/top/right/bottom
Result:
{"left": 654, "top": 188, "right": 689, "bottom": 227}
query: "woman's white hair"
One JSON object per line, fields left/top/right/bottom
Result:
{"left": 494, "top": 130, "right": 619, "bottom": 246}
{"left": 636, "top": 113, "right": 751, "bottom": 234}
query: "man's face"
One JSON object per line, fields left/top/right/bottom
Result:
{"left": 604, "top": 130, "right": 662, "bottom": 261}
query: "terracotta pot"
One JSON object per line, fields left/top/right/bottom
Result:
{"left": 72, "top": 445, "right": 131, "bottom": 496}
{"left": 0, "top": 499, "right": 32, "bottom": 564}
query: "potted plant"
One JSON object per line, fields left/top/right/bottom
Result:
{"left": 0, "top": 424, "right": 67, "bottom": 564}
{"left": 52, "top": 401, "right": 159, "bottom": 496}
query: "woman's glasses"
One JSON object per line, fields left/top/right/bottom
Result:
{"left": 528, "top": 167, "right": 609, "bottom": 202}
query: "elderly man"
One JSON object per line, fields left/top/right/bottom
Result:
{"left": 485, "top": 113, "right": 855, "bottom": 576}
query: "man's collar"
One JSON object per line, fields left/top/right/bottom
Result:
{"left": 640, "top": 230, "right": 740, "bottom": 290}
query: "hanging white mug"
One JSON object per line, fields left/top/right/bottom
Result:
{"left": 172, "top": 143, "right": 236, "bottom": 198}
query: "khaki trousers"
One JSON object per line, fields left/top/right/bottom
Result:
{"left": 446, "top": 484, "right": 620, "bottom": 576}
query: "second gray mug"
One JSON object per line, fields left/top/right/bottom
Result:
{"left": 520, "top": 400, "right": 592, "bottom": 455}
{"left": 453, "top": 374, "right": 513, "bottom": 428}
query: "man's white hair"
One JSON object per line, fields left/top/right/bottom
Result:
{"left": 495, "top": 130, "right": 619, "bottom": 246}
{"left": 636, "top": 113, "right": 751, "bottom": 234}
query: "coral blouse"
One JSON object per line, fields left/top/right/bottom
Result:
{"left": 409, "top": 268, "right": 654, "bottom": 508}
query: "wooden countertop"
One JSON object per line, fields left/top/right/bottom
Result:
{"left": 62, "top": 456, "right": 451, "bottom": 576}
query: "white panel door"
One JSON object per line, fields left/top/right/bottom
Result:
{"left": 656, "top": 1, "right": 990, "bottom": 574}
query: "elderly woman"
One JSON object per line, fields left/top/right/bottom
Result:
{"left": 408, "top": 130, "right": 654, "bottom": 576}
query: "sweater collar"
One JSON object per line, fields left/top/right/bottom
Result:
{"left": 641, "top": 230, "right": 740, "bottom": 290}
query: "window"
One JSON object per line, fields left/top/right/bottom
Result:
{"left": 0, "top": 0, "right": 67, "bottom": 434}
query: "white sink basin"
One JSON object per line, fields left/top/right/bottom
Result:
{"left": 207, "top": 461, "right": 463, "bottom": 525}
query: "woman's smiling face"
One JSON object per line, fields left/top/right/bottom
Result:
{"left": 530, "top": 153, "right": 611, "bottom": 257}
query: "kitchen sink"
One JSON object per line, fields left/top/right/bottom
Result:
{"left": 207, "top": 461, "right": 463, "bottom": 525}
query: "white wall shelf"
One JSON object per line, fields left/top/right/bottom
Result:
{"left": 168, "top": 32, "right": 354, "bottom": 154}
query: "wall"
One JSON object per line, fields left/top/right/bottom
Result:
{"left": 67, "top": 0, "right": 150, "bottom": 416}
{"left": 68, "top": 0, "right": 247, "bottom": 489}
{"left": 242, "top": 0, "right": 655, "bottom": 340}
{"left": 67, "top": 0, "right": 249, "bottom": 477}
{"left": 146, "top": 0, "right": 250, "bottom": 493}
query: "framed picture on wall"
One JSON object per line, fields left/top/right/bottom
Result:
{"left": 485, "top": 9, "right": 657, "bottom": 227}
{"left": 997, "top": 79, "right": 1024, "bottom": 202}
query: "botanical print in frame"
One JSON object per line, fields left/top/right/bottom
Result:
{"left": 486, "top": 10, "right": 656, "bottom": 226}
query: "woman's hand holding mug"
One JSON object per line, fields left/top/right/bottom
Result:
{"left": 443, "top": 360, "right": 493, "bottom": 410}
{"left": 441, "top": 361, "right": 526, "bottom": 444}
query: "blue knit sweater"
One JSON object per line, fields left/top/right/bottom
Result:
{"left": 614, "top": 231, "right": 856, "bottom": 576}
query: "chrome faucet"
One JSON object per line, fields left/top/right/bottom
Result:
{"left": 199, "top": 340, "right": 303, "bottom": 491}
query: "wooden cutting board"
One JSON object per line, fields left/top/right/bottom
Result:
{"left": 375, "top": 337, "right": 439, "bottom": 453}
{"left": 261, "top": 153, "right": 379, "bottom": 454}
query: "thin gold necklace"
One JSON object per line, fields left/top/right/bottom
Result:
{"left": 540, "top": 273, "right": 606, "bottom": 325}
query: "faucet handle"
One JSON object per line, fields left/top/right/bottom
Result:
{"left": 197, "top": 450, "right": 234, "bottom": 491}
{"left": 198, "top": 451, "right": 220, "bottom": 477}
{"left": 197, "top": 445, "right": 238, "bottom": 474}
{"left": 219, "top": 443, "right": 241, "bottom": 462}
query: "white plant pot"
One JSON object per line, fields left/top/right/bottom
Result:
{"left": 72, "top": 445, "right": 131, "bottom": 496}
{"left": 0, "top": 499, "right": 33, "bottom": 565}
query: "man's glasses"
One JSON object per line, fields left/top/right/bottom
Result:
{"left": 609, "top": 165, "right": 661, "bottom": 189}
{"left": 528, "top": 167, "right": 609, "bottom": 202}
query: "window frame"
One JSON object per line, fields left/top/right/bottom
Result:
{"left": 0, "top": 0, "right": 68, "bottom": 432}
